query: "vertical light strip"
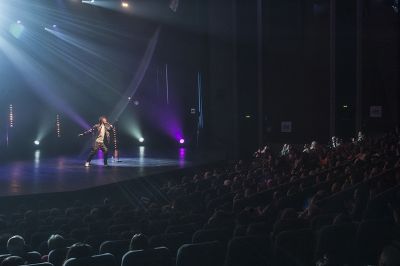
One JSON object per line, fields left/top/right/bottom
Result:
{"left": 9, "top": 104, "right": 14, "bottom": 128}
{"left": 56, "top": 114, "right": 61, "bottom": 138}
{"left": 165, "top": 64, "right": 169, "bottom": 104}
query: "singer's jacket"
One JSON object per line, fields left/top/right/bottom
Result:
{"left": 81, "top": 123, "right": 113, "bottom": 144}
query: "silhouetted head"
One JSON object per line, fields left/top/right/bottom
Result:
{"left": 47, "top": 234, "right": 66, "bottom": 251}
{"left": 66, "top": 243, "right": 93, "bottom": 260}
{"left": 7, "top": 235, "right": 25, "bottom": 256}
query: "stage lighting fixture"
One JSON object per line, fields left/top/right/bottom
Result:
{"left": 34, "top": 140, "right": 40, "bottom": 146}
{"left": 56, "top": 114, "right": 61, "bottom": 138}
{"left": 121, "top": 1, "right": 129, "bottom": 8}
{"left": 9, "top": 104, "right": 14, "bottom": 128}
{"left": 139, "top": 137, "right": 145, "bottom": 143}
{"left": 179, "top": 138, "right": 185, "bottom": 144}
{"left": 17, "top": 20, "right": 21, "bottom": 24}
{"left": 52, "top": 24, "right": 57, "bottom": 28}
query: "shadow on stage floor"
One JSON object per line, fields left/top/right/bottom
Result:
{"left": 0, "top": 147, "right": 224, "bottom": 197}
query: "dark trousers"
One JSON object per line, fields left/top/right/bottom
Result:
{"left": 86, "top": 142, "right": 109, "bottom": 165}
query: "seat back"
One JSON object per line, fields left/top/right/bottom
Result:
{"left": 149, "top": 233, "right": 191, "bottom": 256}
{"left": 274, "top": 229, "right": 314, "bottom": 266}
{"left": 246, "top": 222, "right": 272, "bottom": 236}
{"left": 176, "top": 241, "right": 224, "bottom": 266}
{"left": 63, "top": 253, "right": 117, "bottom": 266}
{"left": 122, "top": 247, "right": 171, "bottom": 266}
{"left": 0, "top": 254, "right": 11, "bottom": 264}
{"left": 165, "top": 223, "right": 199, "bottom": 234}
{"left": 315, "top": 223, "right": 357, "bottom": 265}
{"left": 48, "top": 248, "right": 68, "bottom": 266}
{"left": 26, "top": 251, "right": 42, "bottom": 264}
{"left": 85, "top": 234, "right": 111, "bottom": 251}
{"left": 192, "top": 229, "right": 232, "bottom": 245}
{"left": 26, "top": 263, "right": 54, "bottom": 266}
{"left": 310, "top": 214, "right": 336, "bottom": 231}
{"left": 355, "top": 220, "right": 394, "bottom": 265}
{"left": 224, "top": 236, "right": 270, "bottom": 266}
{"left": 99, "top": 240, "right": 130, "bottom": 264}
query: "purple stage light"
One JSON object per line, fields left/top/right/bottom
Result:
{"left": 179, "top": 138, "right": 185, "bottom": 144}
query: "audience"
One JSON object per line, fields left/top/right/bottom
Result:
{"left": 0, "top": 256, "right": 25, "bottom": 266}
{"left": 0, "top": 129, "right": 398, "bottom": 265}
{"left": 65, "top": 243, "right": 93, "bottom": 260}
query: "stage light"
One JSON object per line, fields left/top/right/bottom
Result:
{"left": 34, "top": 140, "right": 40, "bottom": 146}
{"left": 139, "top": 137, "right": 144, "bottom": 143}
{"left": 121, "top": 1, "right": 129, "bottom": 8}
{"left": 9, "top": 104, "right": 14, "bottom": 128}
{"left": 179, "top": 138, "right": 185, "bottom": 144}
{"left": 56, "top": 114, "right": 61, "bottom": 138}
{"left": 52, "top": 24, "right": 57, "bottom": 28}
{"left": 9, "top": 21, "right": 24, "bottom": 39}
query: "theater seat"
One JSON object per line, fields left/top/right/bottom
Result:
{"left": 355, "top": 220, "right": 394, "bottom": 265}
{"left": 85, "top": 234, "right": 112, "bottom": 251}
{"left": 26, "top": 263, "right": 54, "bottom": 266}
{"left": 99, "top": 240, "right": 130, "bottom": 264}
{"left": 192, "top": 228, "right": 232, "bottom": 245}
{"left": 176, "top": 241, "right": 224, "bottom": 266}
{"left": 274, "top": 229, "right": 314, "bottom": 266}
{"left": 224, "top": 236, "right": 270, "bottom": 266}
{"left": 26, "top": 251, "right": 43, "bottom": 264}
{"left": 246, "top": 222, "right": 272, "bottom": 236}
{"left": 0, "top": 254, "right": 11, "bottom": 264}
{"left": 315, "top": 223, "right": 357, "bottom": 265}
{"left": 63, "top": 253, "right": 117, "bottom": 266}
{"left": 122, "top": 247, "right": 171, "bottom": 266}
{"left": 48, "top": 248, "right": 68, "bottom": 266}
{"left": 149, "top": 233, "right": 191, "bottom": 256}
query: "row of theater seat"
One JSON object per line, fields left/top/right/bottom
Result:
{"left": 1, "top": 217, "right": 396, "bottom": 266}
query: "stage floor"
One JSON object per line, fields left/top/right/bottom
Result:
{"left": 0, "top": 147, "right": 223, "bottom": 197}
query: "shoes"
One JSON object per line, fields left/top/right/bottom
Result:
{"left": 85, "top": 162, "right": 90, "bottom": 167}
{"left": 104, "top": 164, "right": 110, "bottom": 167}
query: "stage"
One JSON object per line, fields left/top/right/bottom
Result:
{"left": 0, "top": 147, "right": 224, "bottom": 197}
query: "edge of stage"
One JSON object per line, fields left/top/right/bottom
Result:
{"left": 0, "top": 147, "right": 225, "bottom": 197}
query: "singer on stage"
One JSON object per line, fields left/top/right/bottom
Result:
{"left": 79, "top": 116, "right": 113, "bottom": 167}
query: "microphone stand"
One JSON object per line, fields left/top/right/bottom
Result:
{"left": 112, "top": 121, "right": 122, "bottom": 163}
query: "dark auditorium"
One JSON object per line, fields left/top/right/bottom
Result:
{"left": 0, "top": 0, "right": 399, "bottom": 265}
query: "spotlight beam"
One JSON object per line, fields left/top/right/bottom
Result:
{"left": 0, "top": 35, "right": 89, "bottom": 129}
{"left": 109, "top": 26, "right": 161, "bottom": 122}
